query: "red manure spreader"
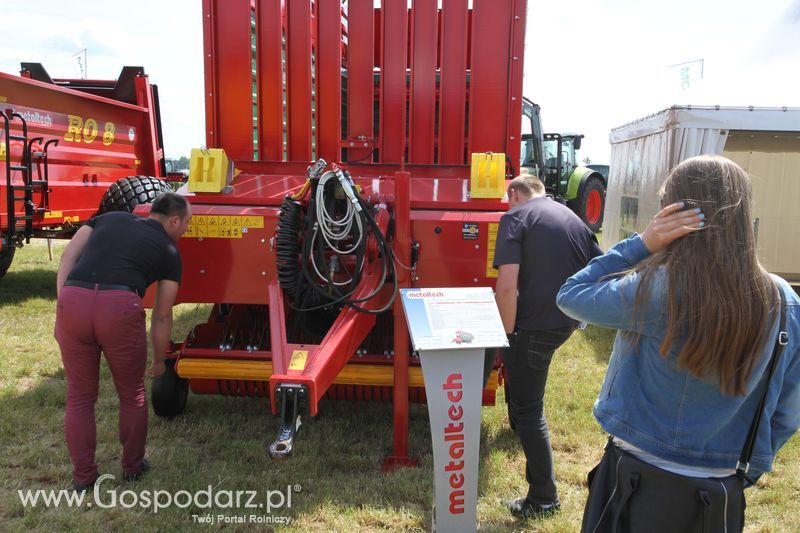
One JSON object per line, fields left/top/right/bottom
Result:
{"left": 150, "top": 0, "right": 529, "bottom": 469}
{"left": 0, "top": 64, "right": 174, "bottom": 276}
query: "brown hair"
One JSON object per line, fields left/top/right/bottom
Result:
{"left": 630, "top": 155, "right": 776, "bottom": 395}
{"left": 508, "top": 174, "right": 545, "bottom": 197}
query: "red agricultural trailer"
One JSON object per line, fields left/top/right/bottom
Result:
{"left": 150, "top": 0, "right": 530, "bottom": 469}
{"left": 0, "top": 64, "right": 174, "bottom": 277}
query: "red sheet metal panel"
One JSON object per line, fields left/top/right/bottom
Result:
{"left": 468, "top": 0, "right": 512, "bottom": 155}
{"left": 203, "top": 0, "right": 254, "bottom": 160}
{"left": 286, "top": 0, "right": 313, "bottom": 161}
{"left": 408, "top": 0, "right": 437, "bottom": 164}
{"left": 0, "top": 72, "right": 163, "bottom": 228}
{"left": 379, "top": 0, "right": 408, "bottom": 163}
{"left": 256, "top": 0, "right": 285, "bottom": 161}
{"left": 202, "top": 0, "right": 217, "bottom": 151}
{"left": 411, "top": 210, "right": 505, "bottom": 287}
{"left": 346, "top": 0, "right": 375, "bottom": 163}
{"left": 437, "top": 0, "right": 468, "bottom": 164}
{"left": 316, "top": 0, "right": 342, "bottom": 162}
{"left": 172, "top": 205, "right": 279, "bottom": 305}
{"left": 505, "top": 0, "right": 527, "bottom": 174}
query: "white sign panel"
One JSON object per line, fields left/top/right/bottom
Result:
{"left": 399, "top": 287, "right": 508, "bottom": 351}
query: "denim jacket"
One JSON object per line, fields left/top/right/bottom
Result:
{"left": 556, "top": 234, "right": 800, "bottom": 480}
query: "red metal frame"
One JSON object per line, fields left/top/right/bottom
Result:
{"left": 256, "top": 0, "right": 285, "bottom": 161}
{"left": 286, "top": 0, "right": 313, "bottom": 161}
{"left": 0, "top": 68, "right": 164, "bottom": 236}
{"left": 408, "top": 0, "right": 437, "bottom": 164}
{"left": 438, "top": 0, "right": 469, "bottom": 164}
{"left": 203, "top": 0, "right": 253, "bottom": 160}
{"left": 182, "top": 0, "right": 529, "bottom": 468}
{"left": 468, "top": 0, "right": 513, "bottom": 156}
{"left": 505, "top": 0, "right": 526, "bottom": 167}
{"left": 316, "top": 0, "right": 342, "bottom": 162}
{"left": 379, "top": 0, "right": 408, "bottom": 164}
{"left": 345, "top": 0, "right": 375, "bottom": 163}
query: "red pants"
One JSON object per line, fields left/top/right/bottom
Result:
{"left": 55, "top": 286, "right": 148, "bottom": 485}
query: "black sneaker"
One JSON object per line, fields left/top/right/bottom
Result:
{"left": 123, "top": 459, "right": 150, "bottom": 482}
{"left": 502, "top": 497, "right": 561, "bottom": 519}
{"left": 73, "top": 476, "right": 98, "bottom": 492}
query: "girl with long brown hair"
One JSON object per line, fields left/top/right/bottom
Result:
{"left": 556, "top": 155, "right": 799, "bottom": 531}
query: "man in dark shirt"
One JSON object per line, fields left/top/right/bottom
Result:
{"left": 55, "top": 193, "right": 191, "bottom": 490}
{"left": 493, "top": 175, "right": 602, "bottom": 519}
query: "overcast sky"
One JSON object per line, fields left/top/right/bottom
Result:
{"left": 2, "top": 0, "right": 798, "bottom": 163}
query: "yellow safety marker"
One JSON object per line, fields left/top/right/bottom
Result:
{"left": 486, "top": 222, "right": 499, "bottom": 278}
{"left": 288, "top": 350, "right": 309, "bottom": 371}
{"left": 188, "top": 148, "right": 231, "bottom": 193}
{"left": 470, "top": 152, "right": 506, "bottom": 199}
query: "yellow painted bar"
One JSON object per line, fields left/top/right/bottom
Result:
{"left": 176, "top": 358, "right": 499, "bottom": 390}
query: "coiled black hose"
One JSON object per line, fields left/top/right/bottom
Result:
{"left": 275, "top": 168, "right": 396, "bottom": 315}
{"left": 275, "top": 196, "right": 303, "bottom": 299}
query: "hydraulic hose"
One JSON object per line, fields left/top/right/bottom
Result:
{"left": 276, "top": 161, "right": 396, "bottom": 315}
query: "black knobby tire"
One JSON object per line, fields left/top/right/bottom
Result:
{"left": 0, "top": 244, "right": 15, "bottom": 278}
{"left": 98, "top": 175, "right": 173, "bottom": 214}
{"left": 572, "top": 175, "right": 605, "bottom": 233}
{"left": 151, "top": 358, "right": 189, "bottom": 419}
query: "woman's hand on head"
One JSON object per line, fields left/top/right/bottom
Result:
{"left": 641, "top": 202, "right": 705, "bottom": 253}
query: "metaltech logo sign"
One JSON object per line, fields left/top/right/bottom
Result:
{"left": 442, "top": 372, "right": 466, "bottom": 514}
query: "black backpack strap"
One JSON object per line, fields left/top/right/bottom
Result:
{"left": 736, "top": 286, "right": 788, "bottom": 479}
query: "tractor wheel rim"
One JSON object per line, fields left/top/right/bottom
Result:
{"left": 587, "top": 190, "right": 602, "bottom": 224}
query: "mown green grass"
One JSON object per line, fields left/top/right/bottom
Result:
{"left": 1, "top": 242, "right": 798, "bottom": 531}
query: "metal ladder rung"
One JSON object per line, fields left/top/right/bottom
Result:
{"left": 13, "top": 196, "right": 26, "bottom": 201}
{"left": 12, "top": 185, "right": 33, "bottom": 192}
{"left": 30, "top": 180, "right": 47, "bottom": 186}
{"left": 10, "top": 165, "right": 28, "bottom": 172}
{"left": 8, "top": 134, "right": 26, "bottom": 141}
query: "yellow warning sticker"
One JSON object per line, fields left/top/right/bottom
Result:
{"left": 184, "top": 215, "right": 262, "bottom": 238}
{"left": 0, "top": 141, "right": 5, "bottom": 161}
{"left": 243, "top": 215, "right": 264, "bottom": 228}
{"left": 486, "top": 223, "right": 499, "bottom": 278}
{"left": 44, "top": 211, "right": 64, "bottom": 219}
{"left": 288, "top": 350, "right": 308, "bottom": 371}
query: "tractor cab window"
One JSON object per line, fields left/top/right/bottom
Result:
{"left": 560, "top": 138, "right": 576, "bottom": 180}
{"left": 543, "top": 139, "right": 558, "bottom": 166}
{"left": 542, "top": 138, "right": 560, "bottom": 190}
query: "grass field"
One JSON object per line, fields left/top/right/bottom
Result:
{"left": 1, "top": 241, "right": 798, "bottom": 532}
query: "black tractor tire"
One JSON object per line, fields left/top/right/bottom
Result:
{"left": 571, "top": 175, "right": 605, "bottom": 233}
{"left": 151, "top": 358, "right": 189, "bottom": 419}
{"left": 0, "top": 244, "right": 16, "bottom": 278}
{"left": 97, "top": 175, "right": 173, "bottom": 214}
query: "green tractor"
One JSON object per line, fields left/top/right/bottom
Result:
{"left": 520, "top": 99, "right": 606, "bottom": 232}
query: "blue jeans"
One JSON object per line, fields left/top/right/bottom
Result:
{"left": 504, "top": 326, "right": 574, "bottom": 505}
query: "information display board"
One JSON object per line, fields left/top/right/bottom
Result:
{"left": 400, "top": 287, "right": 509, "bottom": 352}
{"left": 400, "top": 287, "right": 507, "bottom": 533}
